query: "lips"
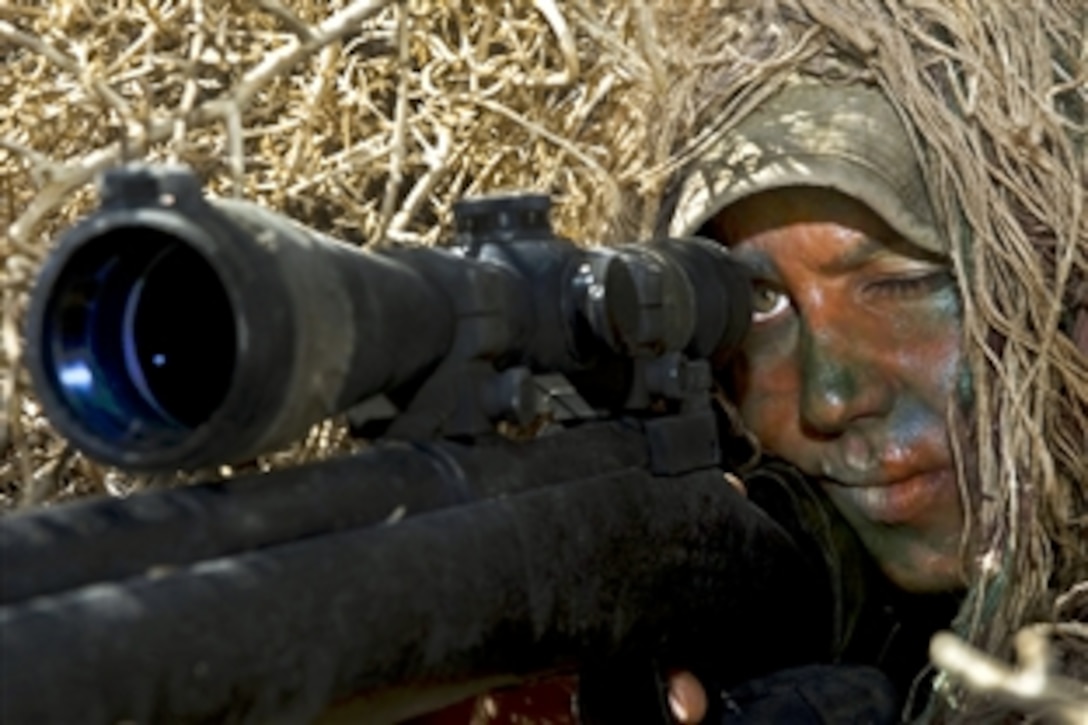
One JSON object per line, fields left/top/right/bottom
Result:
{"left": 824, "top": 469, "right": 957, "bottom": 526}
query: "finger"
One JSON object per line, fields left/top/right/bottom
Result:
{"left": 723, "top": 471, "right": 747, "bottom": 496}
{"left": 667, "top": 670, "right": 708, "bottom": 724}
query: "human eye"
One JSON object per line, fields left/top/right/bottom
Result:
{"left": 865, "top": 269, "right": 954, "bottom": 300}
{"left": 751, "top": 280, "right": 792, "bottom": 324}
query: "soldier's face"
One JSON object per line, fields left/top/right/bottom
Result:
{"left": 708, "top": 188, "right": 967, "bottom": 593}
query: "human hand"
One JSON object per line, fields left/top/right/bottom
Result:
{"left": 667, "top": 670, "right": 709, "bottom": 724}
{"left": 661, "top": 472, "right": 745, "bottom": 725}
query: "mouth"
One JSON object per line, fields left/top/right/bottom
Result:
{"left": 823, "top": 469, "right": 958, "bottom": 526}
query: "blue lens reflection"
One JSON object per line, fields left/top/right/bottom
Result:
{"left": 58, "top": 361, "right": 93, "bottom": 390}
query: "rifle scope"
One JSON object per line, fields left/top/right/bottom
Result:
{"left": 25, "top": 164, "right": 752, "bottom": 471}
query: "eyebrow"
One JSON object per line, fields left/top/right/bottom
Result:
{"left": 816, "top": 235, "right": 889, "bottom": 275}
{"left": 728, "top": 236, "right": 887, "bottom": 278}
{"left": 728, "top": 234, "right": 931, "bottom": 281}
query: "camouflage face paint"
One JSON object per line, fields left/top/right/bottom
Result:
{"left": 710, "top": 188, "right": 967, "bottom": 594}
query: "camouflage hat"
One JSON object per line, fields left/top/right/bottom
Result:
{"left": 668, "top": 81, "right": 947, "bottom": 254}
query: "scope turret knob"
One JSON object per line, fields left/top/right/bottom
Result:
{"left": 453, "top": 194, "right": 553, "bottom": 253}
{"left": 571, "top": 254, "right": 641, "bottom": 355}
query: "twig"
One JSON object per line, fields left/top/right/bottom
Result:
{"left": 6, "top": 0, "right": 396, "bottom": 247}
{"left": 222, "top": 0, "right": 392, "bottom": 115}
{"left": 378, "top": 0, "right": 410, "bottom": 238}
{"left": 387, "top": 125, "right": 453, "bottom": 241}
{"left": 0, "top": 136, "right": 61, "bottom": 187}
{"left": 467, "top": 96, "right": 621, "bottom": 205}
{"left": 931, "top": 630, "right": 1088, "bottom": 723}
{"left": 1, "top": 291, "right": 32, "bottom": 504}
{"left": 632, "top": 0, "right": 667, "bottom": 93}
{"left": 0, "top": 20, "right": 131, "bottom": 119}
{"left": 253, "top": 0, "right": 317, "bottom": 41}
{"left": 172, "top": 0, "right": 206, "bottom": 149}
{"left": 224, "top": 102, "right": 245, "bottom": 197}
{"left": 19, "top": 446, "right": 75, "bottom": 508}
{"left": 284, "top": 44, "right": 341, "bottom": 178}
{"left": 531, "top": 0, "right": 580, "bottom": 87}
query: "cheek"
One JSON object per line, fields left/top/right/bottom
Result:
{"left": 891, "top": 310, "right": 964, "bottom": 404}
{"left": 894, "top": 284, "right": 962, "bottom": 368}
{"left": 728, "top": 338, "right": 803, "bottom": 450}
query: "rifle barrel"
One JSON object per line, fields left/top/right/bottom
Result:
{"left": 0, "top": 470, "right": 829, "bottom": 724}
{"left": 0, "top": 422, "right": 650, "bottom": 605}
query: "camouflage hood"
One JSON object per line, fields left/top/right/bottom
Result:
{"left": 667, "top": 80, "right": 946, "bottom": 256}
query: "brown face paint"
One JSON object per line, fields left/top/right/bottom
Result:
{"left": 710, "top": 188, "right": 967, "bottom": 593}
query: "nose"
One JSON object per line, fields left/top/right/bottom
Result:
{"left": 798, "top": 323, "right": 895, "bottom": 436}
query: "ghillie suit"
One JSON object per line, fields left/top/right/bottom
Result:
{"left": 623, "top": 0, "right": 1087, "bottom": 720}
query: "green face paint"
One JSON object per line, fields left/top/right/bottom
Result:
{"left": 711, "top": 188, "right": 968, "bottom": 594}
